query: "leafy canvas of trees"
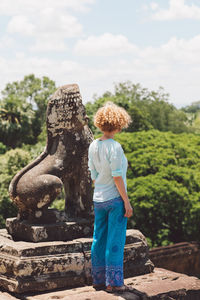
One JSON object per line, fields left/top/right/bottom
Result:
{"left": 0, "top": 75, "right": 200, "bottom": 248}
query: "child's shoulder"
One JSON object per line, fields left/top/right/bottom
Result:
{"left": 109, "top": 140, "right": 123, "bottom": 154}
{"left": 88, "top": 139, "right": 99, "bottom": 152}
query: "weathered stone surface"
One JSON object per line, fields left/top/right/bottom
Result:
{"left": 149, "top": 241, "right": 200, "bottom": 278}
{"left": 0, "top": 291, "right": 17, "bottom": 300}
{"left": 0, "top": 229, "right": 154, "bottom": 294}
{"left": 8, "top": 84, "right": 94, "bottom": 223}
{"left": 128, "top": 267, "right": 200, "bottom": 299}
{"left": 22, "top": 268, "right": 200, "bottom": 299}
{"left": 6, "top": 209, "right": 94, "bottom": 242}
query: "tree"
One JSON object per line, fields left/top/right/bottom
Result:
{"left": 0, "top": 148, "right": 31, "bottom": 228}
{"left": 85, "top": 81, "right": 191, "bottom": 135}
{"left": 0, "top": 95, "right": 35, "bottom": 147}
{"left": 115, "top": 130, "right": 200, "bottom": 247}
{"left": 181, "top": 101, "right": 200, "bottom": 133}
{"left": 182, "top": 100, "right": 200, "bottom": 114}
{"left": 0, "top": 74, "right": 56, "bottom": 147}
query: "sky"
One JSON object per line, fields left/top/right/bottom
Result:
{"left": 0, "top": 0, "right": 200, "bottom": 108}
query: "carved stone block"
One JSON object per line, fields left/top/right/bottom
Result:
{"left": 0, "top": 229, "right": 154, "bottom": 294}
{"left": 6, "top": 209, "right": 94, "bottom": 242}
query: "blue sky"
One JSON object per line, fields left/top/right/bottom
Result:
{"left": 0, "top": 0, "right": 200, "bottom": 108}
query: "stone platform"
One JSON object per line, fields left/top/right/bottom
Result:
{"left": 1, "top": 268, "right": 200, "bottom": 299}
{"left": 6, "top": 209, "right": 94, "bottom": 242}
{"left": 0, "top": 228, "right": 154, "bottom": 294}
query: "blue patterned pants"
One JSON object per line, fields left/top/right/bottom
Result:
{"left": 91, "top": 197, "right": 127, "bottom": 287}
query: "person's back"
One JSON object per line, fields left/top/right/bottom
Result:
{"left": 88, "top": 138, "right": 127, "bottom": 202}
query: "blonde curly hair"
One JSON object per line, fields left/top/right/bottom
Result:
{"left": 93, "top": 102, "right": 132, "bottom": 132}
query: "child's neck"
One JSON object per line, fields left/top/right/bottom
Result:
{"left": 101, "top": 132, "right": 115, "bottom": 140}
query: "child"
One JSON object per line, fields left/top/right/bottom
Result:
{"left": 88, "top": 102, "right": 133, "bottom": 293}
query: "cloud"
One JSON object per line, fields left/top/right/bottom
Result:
{"left": 37, "top": 8, "right": 83, "bottom": 38}
{"left": 74, "top": 33, "right": 138, "bottom": 56}
{"left": 0, "top": 0, "right": 95, "bottom": 16}
{"left": 29, "top": 8, "right": 83, "bottom": 52}
{"left": 159, "top": 35, "right": 200, "bottom": 64}
{"left": 7, "top": 12, "right": 82, "bottom": 52}
{"left": 0, "top": 36, "right": 15, "bottom": 49}
{"left": 3, "top": 0, "right": 94, "bottom": 52}
{"left": 1, "top": 33, "right": 200, "bottom": 107}
{"left": 7, "top": 15, "right": 35, "bottom": 36}
{"left": 7, "top": 10, "right": 82, "bottom": 39}
{"left": 150, "top": 2, "right": 158, "bottom": 11}
{"left": 151, "top": 0, "right": 200, "bottom": 21}
{"left": 30, "top": 39, "right": 68, "bottom": 52}
{"left": 74, "top": 33, "right": 200, "bottom": 106}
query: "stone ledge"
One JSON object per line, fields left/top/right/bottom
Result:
{"left": 6, "top": 217, "right": 94, "bottom": 242}
{"left": 149, "top": 241, "right": 200, "bottom": 277}
{"left": 3, "top": 267, "right": 198, "bottom": 300}
{"left": 0, "top": 229, "right": 154, "bottom": 294}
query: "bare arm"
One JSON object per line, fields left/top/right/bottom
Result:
{"left": 113, "top": 176, "right": 133, "bottom": 218}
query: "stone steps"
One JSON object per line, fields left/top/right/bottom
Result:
{"left": 2, "top": 268, "right": 200, "bottom": 300}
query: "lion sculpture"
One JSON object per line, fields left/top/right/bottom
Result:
{"left": 9, "top": 84, "right": 93, "bottom": 222}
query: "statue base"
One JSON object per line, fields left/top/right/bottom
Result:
{"left": 6, "top": 209, "right": 94, "bottom": 242}
{"left": 0, "top": 229, "right": 154, "bottom": 294}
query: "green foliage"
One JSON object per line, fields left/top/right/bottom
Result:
{"left": 86, "top": 81, "right": 191, "bottom": 135}
{"left": 114, "top": 130, "right": 200, "bottom": 247}
{"left": 181, "top": 101, "right": 200, "bottom": 133}
{"left": 22, "top": 139, "right": 46, "bottom": 161}
{"left": 0, "top": 142, "right": 7, "bottom": 154}
{"left": 0, "top": 149, "right": 31, "bottom": 228}
{"left": 182, "top": 100, "right": 200, "bottom": 114}
{"left": 186, "top": 111, "right": 200, "bottom": 134}
{"left": 0, "top": 74, "right": 56, "bottom": 148}
{"left": 0, "top": 95, "right": 35, "bottom": 147}
{"left": 50, "top": 198, "right": 65, "bottom": 211}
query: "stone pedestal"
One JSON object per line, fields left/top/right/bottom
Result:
{"left": 0, "top": 229, "right": 154, "bottom": 294}
{"left": 6, "top": 209, "right": 94, "bottom": 242}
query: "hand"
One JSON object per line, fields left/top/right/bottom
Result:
{"left": 124, "top": 202, "right": 133, "bottom": 218}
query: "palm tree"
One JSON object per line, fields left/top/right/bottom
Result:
{"left": 0, "top": 96, "right": 34, "bottom": 148}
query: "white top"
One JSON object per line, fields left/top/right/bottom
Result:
{"left": 88, "top": 138, "right": 128, "bottom": 202}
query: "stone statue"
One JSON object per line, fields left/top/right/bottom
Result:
{"left": 9, "top": 84, "right": 93, "bottom": 223}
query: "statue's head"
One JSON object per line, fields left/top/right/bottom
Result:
{"left": 47, "top": 84, "right": 89, "bottom": 137}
